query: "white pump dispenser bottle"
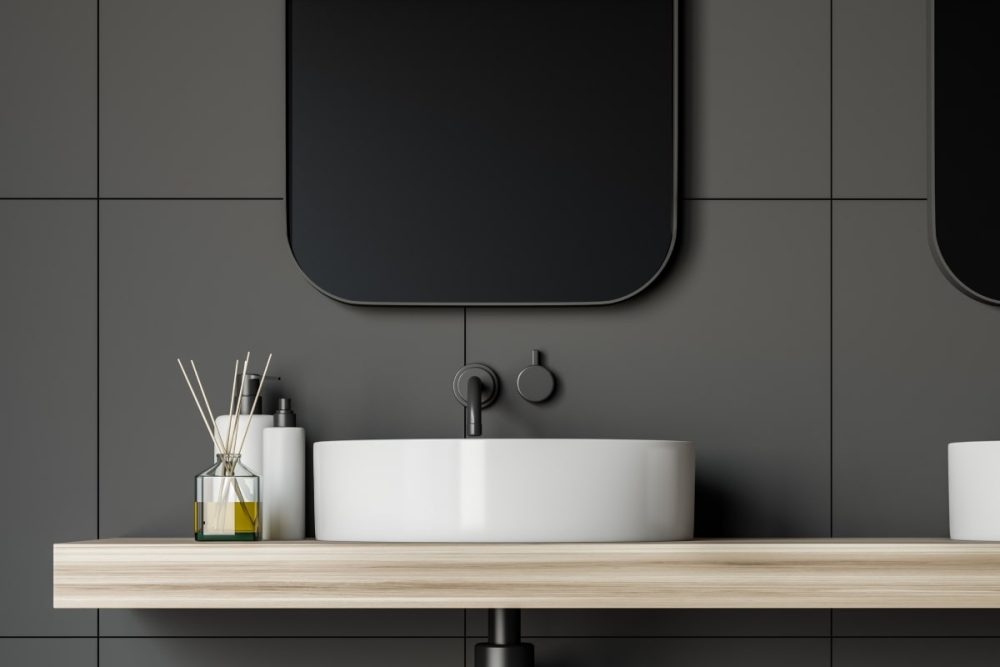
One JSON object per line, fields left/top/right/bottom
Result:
{"left": 261, "top": 397, "right": 306, "bottom": 540}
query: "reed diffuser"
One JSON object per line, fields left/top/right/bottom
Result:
{"left": 178, "top": 352, "right": 273, "bottom": 541}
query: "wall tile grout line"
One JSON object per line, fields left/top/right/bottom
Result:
{"left": 94, "top": 635, "right": 476, "bottom": 639}
{"left": 0, "top": 196, "right": 924, "bottom": 202}
{"left": 96, "top": 0, "right": 101, "bottom": 658}
{"left": 98, "top": 197, "right": 286, "bottom": 200}
{"left": 683, "top": 197, "right": 927, "bottom": 201}
{"left": 5, "top": 635, "right": 992, "bottom": 640}
{"left": 828, "top": 0, "right": 834, "bottom": 536}
{"left": 829, "top": 0, "right": 834, "bottom": 652}
{"left": 0, "top": 197, "right": 286, "bottom": 201}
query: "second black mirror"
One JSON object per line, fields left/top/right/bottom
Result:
{"left": 932, "top": 1, "right": 1000, "bottom": 304}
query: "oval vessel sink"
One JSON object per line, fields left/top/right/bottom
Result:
{"left": 314, "top": 438, "right": 694, "bottom": 542}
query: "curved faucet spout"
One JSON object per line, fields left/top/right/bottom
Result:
{"left": 453, "top": 363, "right": 497, "bottom": 438}
{"left": 466, "top": 375, "right": 483, "bottom": 437}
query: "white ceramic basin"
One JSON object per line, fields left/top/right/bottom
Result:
{"left": 314, "top": 438, "right": 694, "bottom": 542}
{"left": 949, "top": 441, "right": 1000, "bottom": 541}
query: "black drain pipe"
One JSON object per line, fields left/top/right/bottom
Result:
{"left": 475, "top": 609, "right": 534, "bottom": 667}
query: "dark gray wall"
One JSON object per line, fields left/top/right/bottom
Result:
{"left": 3, "top": 0, "right": 997, "bottom": 665}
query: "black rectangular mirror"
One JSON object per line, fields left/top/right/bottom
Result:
{"left": 288, "top": 0, "right": 676, "bottom": 305}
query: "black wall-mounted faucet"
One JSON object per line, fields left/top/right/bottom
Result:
{"left": 453, "top": 364, "right": 499, "bottom": 437}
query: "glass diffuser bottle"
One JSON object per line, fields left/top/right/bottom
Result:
{"left": 195, "top": 453, "right": 260, "bottom": 541}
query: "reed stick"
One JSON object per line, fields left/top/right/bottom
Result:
{"left": 227, "top": 352, "right": 251, "bottom": 456}
{"left": 176, "top": 359, "right": 218, "bottom": 448}
{"left": 190, "top": 360, "right": 224, "bottom": 452}
{"left": 215, "top": 354, "right": 250, "bottom": 532}
{"left": 229, "top": 351, "right": 269, "bottom": 530}
{"left": 234, "top": 352, "right": 272, "bottom": 460}
{"left": 220, "top": 359, "right": 240, "bottom": 455}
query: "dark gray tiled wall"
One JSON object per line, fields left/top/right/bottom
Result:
{"left": 100, "top": 638, "right": 462, "bottom": 667}
{"left": 99, "top": 0, "right": 284, "bottom": 197}
{"left": 833, "top": 0, "right": 927, "bottom": 198}
{"left": 833, "top": 610, "right": 1000, "bottom": 638}
{"left": 0, "top": 0, "right": 96, "bottom": 197}
{"left": 97, "top": 610, "right": 462, "bottom": 639}
{"left": 466, "top": 638, "right": 830, "bottom": 667}
{"left": 834, "top": 639, "right": 1000, "bottom": 666}
{"left": 683, "top": 0, "right": 830, "bottom": 198}
{"left": 831, "top": 201, "right": 1000, "bottom": 537}
{"left": 0, "top": 202, "right": 97, "bottom": 636}
{"left": 467, "top": 610, "right": 830, "bottom": 638}
{"left": 4, "top": 0, "right": 993, "bottom": 665}
{"left": 0, "top": 639, "right": 97, "bottom": 667}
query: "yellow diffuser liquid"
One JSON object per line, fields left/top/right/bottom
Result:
{"left": 195, "top": 500, "right": 260, "bottom": 541}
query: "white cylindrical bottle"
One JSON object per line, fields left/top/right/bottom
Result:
{"left": 213, "top": 373, "right": 271, "bottom": 475}
{"left": 261, "top": 397, "right": 306, "bottom": 540}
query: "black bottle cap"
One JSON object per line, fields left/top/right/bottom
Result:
{"left": 238, "top": 374, "right": 263, "bottom": 414}
{"left": 273, "top": 397, "right": 296, "bottom": 427}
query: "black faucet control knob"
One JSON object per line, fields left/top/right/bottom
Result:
{"left": 516, "top": 350, "right": 556, "bottom": 403}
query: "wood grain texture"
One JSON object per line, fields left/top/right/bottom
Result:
{"left": 53, "top": 539, "right": 1000, "bottom": 609}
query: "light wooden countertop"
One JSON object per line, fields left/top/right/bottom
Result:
{"left": 53, "top": 538, "right": 1000, "bottom": 609}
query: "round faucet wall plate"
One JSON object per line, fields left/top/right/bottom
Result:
{"left": 453, "top": 363, "right": 499, "bottom": 407}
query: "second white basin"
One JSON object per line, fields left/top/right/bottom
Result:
{"left": 314, "top": 438, "right": 694, "bottom": 542}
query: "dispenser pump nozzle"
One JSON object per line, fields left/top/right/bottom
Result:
{"left": 273, "top": 397, "right": 296, "bottom": 427}
{"left": 238, "top": 374, "right": 263, "bottom": 415}
{"left": 237, "top": 373, "right": 281, "bottom": 415}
